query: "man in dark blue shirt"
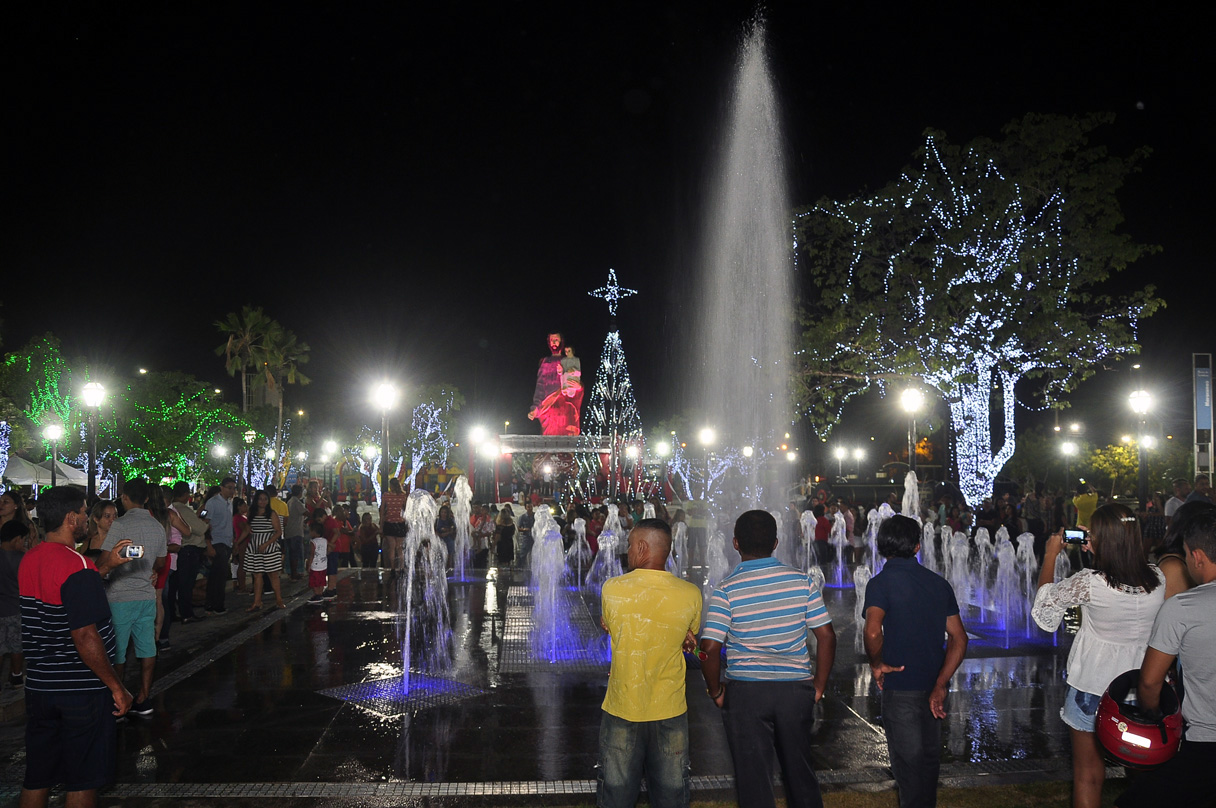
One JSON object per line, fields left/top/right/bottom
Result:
{"left": 863, "top": 515, "right": 967, "bottom": 808}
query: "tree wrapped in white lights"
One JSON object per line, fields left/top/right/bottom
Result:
{"left": 794, "top": 115, "right": 1161, "bottom": 507}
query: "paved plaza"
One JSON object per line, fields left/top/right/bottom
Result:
{"left": 0, "top": 563, "right": 1106, "bottom": 806}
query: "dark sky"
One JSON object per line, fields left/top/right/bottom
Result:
{"left": 5, "top": 4, "right": 1207, "bottom": 459}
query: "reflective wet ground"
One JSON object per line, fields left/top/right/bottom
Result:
{"left": 0, "top": 563, "right": 1080, "bottom": 800}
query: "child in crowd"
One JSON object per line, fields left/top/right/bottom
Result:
{"left": 0, "top": 521, "right": 26, "bottom": 685}
{"left": 307, "top": 518, "right": 328, "bottom": 605}
{"left": 357, "top": 512, "right": 380, "bottom": 568}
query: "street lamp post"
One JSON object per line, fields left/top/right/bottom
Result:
{"left": 1061, "top": 441, "right": 1077, "bottom": 486}
{"left": 374, "top": 383, "right": 399, "bottom": 527}
{"left": 1129, "top": 390, "right": 1152, "bottom": 510}
{"left": 833, "top": 446, "right": 847, "bottom": 479}
{"left": 852, "top": 447, "right": 865, "bottom": 478}
{"left": 243, "top": 429, "right": 257, "bottom": 496}
{"left": 82, "top": 382, "right": 105, "bottom": 501}
{"left": 900, "top": 388, "right": 925, "bottom": 475}
{"left": 43, "top": 424, "right": 64, "bottom": 487}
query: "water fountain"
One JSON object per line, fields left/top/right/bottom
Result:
{"left": 451, "top": 476, "right": 472, "bottom": 581}
{"left": 565, "top": 517, "right": 592, "bottom": 588}
{"left": 666, "top": 520, "right": 688, "bottom": 579}
{"left": 974, "top": 528, "right": 993, "bottom": 611}
{"left": 949, "top": 530, "right": 972, "bottom": 612}
{"left": 921, "top": 522, "right": 938, "bottom": 574}
{"left": 703, "top": 529, "right": 730, "bottom": 602}
{"left": 1015, "top": 533, "right": 1038, "bottom": 637}
{"left": 993, "top": 538, "right": 1019, "bottom": 648}
{"left": 586, "top": 507, "right": 624, "bottom": 597}
{"left": 694, "top": 19, "right": 794, "bottom": 535}
{"left": 853, "top": 565, "right": 872, "bottom": 652}
{"left": 530, "top": 506, "right": 569, "bottom": 660}
{"left": 901, "top": 471, "right": 920, "bottom": 522}
{"left": 800, "top": 509, "right": 815, "bottom": 573}
{"left": 399, "top": 490, "right": 453, "bottom": 691}
{"left": 828, "top": 510, "right": 852, "bottom": 588}
{"left": 771, "top": 509, "right": 797, "bottom": 569}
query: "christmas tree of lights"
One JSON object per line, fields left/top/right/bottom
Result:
{"left": 795, "top": 127, "right": 1157, "bottom": 507}
{"left": 584, "top": 269, "right": 645, "bottom": 498}
{"left": 0, "top": 421, "right": 10, "bottom": 494}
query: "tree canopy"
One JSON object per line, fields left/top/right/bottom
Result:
{"left": 794, "top": 114, "right": 1162, "bottom": 506}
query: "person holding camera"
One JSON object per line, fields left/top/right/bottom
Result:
{"left": 100, "top": 479, "right": 167, "bottom": 718}
{"left": 1032, "top": 503, "right": 1164, "bottom": 808}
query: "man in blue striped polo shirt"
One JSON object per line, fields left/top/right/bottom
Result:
{"left": 699, "top": 510, "right": 837, "bottom": 808}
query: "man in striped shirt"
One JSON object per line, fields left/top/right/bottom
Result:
{"left": 699, "top": 510, "right": 836, "bottom": 808}
{"left": 19, "top": 486, "right": 135, "bottom": 808}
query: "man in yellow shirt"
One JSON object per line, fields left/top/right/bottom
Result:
{"left": 598, "top": 518, "right": 702, "bottom": 808}
{"left": 1073, "top": 483, "right": 1099, "bottom": 528}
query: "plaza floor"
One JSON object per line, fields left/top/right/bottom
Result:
{"left": 0, "top": 563, "right": 1102, "bottom": 806}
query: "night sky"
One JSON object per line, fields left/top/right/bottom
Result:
{"left": 6, "top": 4, "right": 1207, "bottom": 460}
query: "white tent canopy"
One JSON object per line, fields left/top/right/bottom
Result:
{"left": 2, "top": 455, "right": 55, "bottom": 487}
{"left": 38, "top": 460, "right": 89, "bottom": 486}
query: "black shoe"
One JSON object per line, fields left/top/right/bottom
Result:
{"left": 8, "top": 672, "right": 23, "bottom": 686}
{"left": 205, "top": 607, "right": 227, "bottom": 615}
{"left": 322, "top": 590, "right": 337, "bottom": 602}
{"left": 130, "top": 700, "right": 154, "bottom": 717}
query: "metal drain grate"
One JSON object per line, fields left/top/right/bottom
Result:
{"left": 499, "top": 586, "right": 610, "bottom": 673}
{"left": 317, "top": 674, "right": 487, "bottom": 717}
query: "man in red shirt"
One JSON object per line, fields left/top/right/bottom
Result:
{"left": 19, "top": 487, "right": 135, "bottom": 807}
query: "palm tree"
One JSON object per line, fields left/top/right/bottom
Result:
{"left": 254, "top": 326, "right": 311, "bottom": 473}
{"left": 215, "top": 306, "right": 275, "bottom": 413}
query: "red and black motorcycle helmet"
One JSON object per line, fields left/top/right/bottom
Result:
{"left": 1095, "top": 669, "right": 1183, "bottom": 769}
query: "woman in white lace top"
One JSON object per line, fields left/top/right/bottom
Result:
{"left": 1032, "top": 503, "right": 1164, "bottom": 808}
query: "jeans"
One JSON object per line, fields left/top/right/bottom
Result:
{"left": 881, "top": 689, "right": 941, "bottom": 808}
{"left": 177, "top": 545, "right": 205, "bottom": 619}
{"left": 596, "top": 710, "right": 689, "bottom": 808}
{"left": 160, "top": 571, "right": 178, "bottom": 640}
{"left": 285, "top": 536, "right": 305, "bottom": 576}
{"left": 721, "top": 680, "right": 822, "bottom": 808}
{"left": 205, "top": 543, "right": 232, "bottom": 611}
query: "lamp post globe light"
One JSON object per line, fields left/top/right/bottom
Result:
{"left": 833, "top": 446, "right": 847, "bottom": 478}
{"left": 1061, "top": 441, "right": 1077, "bottom": 485}
{"left": 900, "top": 388, "right": 925, "bottom": 474}
{"left": 373, "top": 382, "right": 399, "bottom": 526}
{"left": 1129, "top": 390, "right": 1152, "bottom": 510}
{"left": 42, "top": 424, "right": 64, "bottom": 487}
{"left": 82, "top": 382, "right": 105, "bottom": 501}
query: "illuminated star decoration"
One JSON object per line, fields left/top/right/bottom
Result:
{"left": 589, "top": 268, "right": 637, "bottom": 317}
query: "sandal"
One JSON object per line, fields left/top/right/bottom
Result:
{"left": 245, "top": 604, "right": 262, "bottom": 613}
{"left": 274, "top": 601, "right": 286, "bottom": 609}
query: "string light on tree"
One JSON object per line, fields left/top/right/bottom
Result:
{"left": 793, "top": 126, "right": 1158, "bottom": 507}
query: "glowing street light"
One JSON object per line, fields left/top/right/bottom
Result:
{"left": 214, "top": 445, "right": 228, "bottom": 458}
{"left": 624, "top": 445, "right": 639, "bottom": 460}
{"left": 655, "top": 441, "right": 670, "bottom": 457}
{"left": 363, "top": 445, "right": 378, "bottom": 460}
{"left": 1129, "top": 389, "right": 1152, "bottom": 509}
{"left": 373, "top": 382, "right": 399, "bottom": 524}
{"left": 698, "top": 427, "right": 716, "bottom": 447}
{"left": 742, "top": 445, "right": 754, "bottom": 458}
{"left": 42, "top": 424, "right": 64, "bottom": 486}
{"left": 900, "top": 388, "right": 925, "bottom": 473}
{"left": 82, "top": 382, "right": 105, "bottom": 500}
{"left": 470, "top": 426, "right": 488, "bottom": 446}
{"left": 833, "top": 446, "right": 847, "bottom": 477}
{"left": 786, "top": 451, "right": 798, "bottom": 463}
{"left": 1061, "top": 440, "right": 1077, "bottom": 483}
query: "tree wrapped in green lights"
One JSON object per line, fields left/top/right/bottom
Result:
{"left": 794, "top": 114, "right": 1161, "bottom": 507}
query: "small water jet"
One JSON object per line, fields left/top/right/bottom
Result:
{"left": 399, "top": 491, "right": 453, "bottom": 692}
{"left": 530, "top": 506, "right": 570, "bottom": 661}
{"left": 565, "top": 517, "right": 592, "bottom": 588}
{"left": 666, "top": 520, "right": 688, "bottom": 579}
{"left": 586, "top": 507, "right": 625, "bottom": 597}
{"left": 921, "top": 522, "right": 938, "bottom": 575}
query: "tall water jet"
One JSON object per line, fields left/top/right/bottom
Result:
{"left": 451, "top": 476, "right": 472, "bottom": 581}
{"left": 800, "top": 509, "right": 815, "bottom": 573}
{"left": 921, "top": 522, "right": 938, "bottom": 575}
{"left": 696, "top": 19, "right": 794, "bottom": 516}
{"left": 771, "top": 509, "right": 796, "bottom": 568}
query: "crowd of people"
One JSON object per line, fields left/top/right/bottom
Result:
{"left": 3, "top": 471, "right": 1214, "bottom": 808}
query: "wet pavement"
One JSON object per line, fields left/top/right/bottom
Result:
{"left": 0, "top": 562, "right": 1100, "bottom": 805}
